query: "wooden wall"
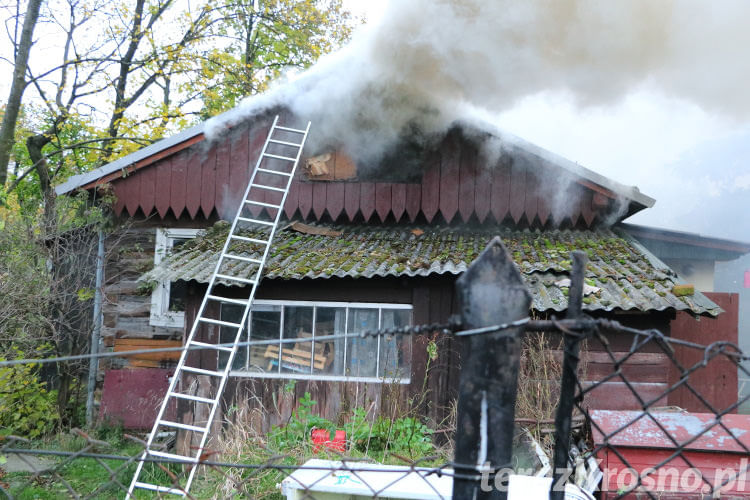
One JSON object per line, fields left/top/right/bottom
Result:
{"left": 107, "top": 117, "right": 618, "bottom": 228}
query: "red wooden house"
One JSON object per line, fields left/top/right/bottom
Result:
{"left": 56, "top": 108, "right": 734, "bottom": 435}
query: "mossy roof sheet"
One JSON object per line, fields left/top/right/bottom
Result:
{"left": 141, "top": 221, "right": 721, "bottom": 316}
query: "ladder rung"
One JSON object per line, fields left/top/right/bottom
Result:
{"left": 274, "top": 125, "right": 306, "bottom": 134}
{"left": 269, "top": 139, "right": 302, "bottom": 147}
{"left": 230, "top": 234, "right": 269, "bottom": 244}
{"left": 244, "top": 200, "right": 281, "bottom": 209}
{"left": 257, "top": 167, "right": 292, "bottom": 176}
{"left": 236, "top": 217, "right": 274, "bottom": 226}
{"left": 133, "top": 482, "right": 186, "bottom": 496}
{"left": 148, "top": 449, "right": 198, "bottom": 463}
{"left": 215, "top": 274, "right": 256, "bottom": 285}
{"left": 189, "top": 340, "right": 234, "bottom": 353}
{"left": 205, "top": 294, "right": 250, "bottom": 306}
{"left": 222, "top": 253, "right": 262, "bottom": 264}
{"left": 181, "top": 366, "right": 224, "bottom": 377}
{"left": 158, "top": 419, "right": 208, "bottom": 433}
{"left": 250, "top": 183, "right": 286, "bottom": 192}
{"left": 197, "top": 317, "right": 242, "bottom": 329}
{"left": 168, "top": 391, "right": 216, "bottom": 404}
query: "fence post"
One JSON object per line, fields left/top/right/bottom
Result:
{"left": 550, "top": 250, "right": 588, "bottom": 500}
{"left": 452, "top": 237, "right": 531, "bottom": 499}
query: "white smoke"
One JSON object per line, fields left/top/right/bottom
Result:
{"left": 206, "top": 0, "right": 750, "bottom": 164}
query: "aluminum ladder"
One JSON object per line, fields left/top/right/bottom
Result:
{"left": 127, "top": 116, "right": 311, "bottom": 497}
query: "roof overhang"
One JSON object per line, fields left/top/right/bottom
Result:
{"left": 621, "top": 223, "right": 750, "bottom": 262}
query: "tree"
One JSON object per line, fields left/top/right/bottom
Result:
{"left": 0, "top": 0, "right": 42, "bottom": 187}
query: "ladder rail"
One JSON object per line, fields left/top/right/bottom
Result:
{"left": 127, "top": 116, "right": 311, "bottom": 497}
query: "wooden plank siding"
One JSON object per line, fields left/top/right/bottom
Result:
{"left": 107, "top": 126, "right": 620, "bottom": 228}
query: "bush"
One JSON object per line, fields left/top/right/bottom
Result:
{"left": 0, "top": 359, "right": 59, "bottom": 438}
{"left": 346, "top": 408, "right": 434, "bottom": 458}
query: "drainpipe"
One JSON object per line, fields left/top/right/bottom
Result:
{"left": 86, "top": 229, "right": 105, "bottom": 427}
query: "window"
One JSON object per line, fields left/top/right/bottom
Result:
{"left": 150, "top": 228, "right": 199, "bottom": 328}
{"left": 220, "top": 300, "right": 412, "bottom": 383}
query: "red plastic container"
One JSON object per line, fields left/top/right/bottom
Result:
{"left": 311, "top": 429, "right": 346, "bottom": 453}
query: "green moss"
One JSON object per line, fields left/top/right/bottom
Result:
{"left": 582, "top": 297, "right": 593, "bottom": 305}
{"left": 585, "top": 278, "right": 596, "bottom": 287}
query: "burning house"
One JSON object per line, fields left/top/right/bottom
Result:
{"left": 55, "top": 105, "right": 737, "bottom": 436}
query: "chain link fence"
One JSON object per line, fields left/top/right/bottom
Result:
{"left": 2, "top": 242, "right": 748, "bottom": 499}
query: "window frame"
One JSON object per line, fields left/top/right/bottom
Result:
{"left": 228, "top": 299, "right": 413, "bottom": 384}
{"left": 149, "top": 228, "right": 200, "bottom": 328}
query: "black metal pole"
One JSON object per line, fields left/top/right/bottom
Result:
{"left": 452, "top": 237, "right": 531, "bottom": 499}
{"left": 550, "top": 250, "right": 587, "bottom": 500}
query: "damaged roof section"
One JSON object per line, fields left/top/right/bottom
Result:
{"left": 141, "top": 222, "right": 722, "bottom": 316}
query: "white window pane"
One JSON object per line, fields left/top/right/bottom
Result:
{"left": 346, "top": 308, "right": 379, "bottom": 377}
{"left": 314, "top": 307, "right": 346, "bottom": 375}
{"left": 380, "top": 309, "right": 412, "bottom": 378}
{"left": 249, "top": 305, "right": 281, "bottom": 373}
{"left": 280, "top": 306, "right": 314, "bottom": 374}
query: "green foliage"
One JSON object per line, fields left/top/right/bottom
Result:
{"left": 0, "top": 353, "right": 59, "bottom": 438}
{"left": 268, "top": 392, "right": 435, "bottom": 460}
{"left": 345, "top": 408, "right": 434, "bottom": 458}
{"left": 268, "top": 392, "right": 334, "bottom": 450}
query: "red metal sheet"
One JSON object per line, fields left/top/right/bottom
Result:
{"left": 154, "top": 157, "right": 172, "bottom": 219}
{"left": 405, "top": 183, "right": 421, "bottom": 222}
{"left": 590, "top": 410, "right": 750, "bottom": 452}
{"left": 375, "top": 183, "right": 392, "bottom": 221}
{"left": 138, "top": 161, "right": 157, "bottom": 217}
{"left": 391, "top": 183, "right": 406, "bottom": 222}
{"left": 458, "top": 143, "right": 476, "bottom": 223}
{"left": 200, "top": 143, "right": 217, "bottom": 219}
{"left": 439, "top": 135, "right": 460, "bottom": 223}
{"left": 490, "top": 156, "right": 510, "bottom": 222}
{"left": 99, "top": 369, "right": 175, "bottom": 429}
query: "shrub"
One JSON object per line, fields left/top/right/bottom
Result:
{"left": 0, "top": 359, "right": 59, "bottom": 438}
{"left": 346, "top": 408, "right": 434, "bottom": 458}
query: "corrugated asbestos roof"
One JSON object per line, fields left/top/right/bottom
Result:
{"left": 140, "top": 222, "right": 721, "bottom": 316}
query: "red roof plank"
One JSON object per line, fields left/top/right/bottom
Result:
{"left": 524, "top": 166, "right": 539, "bottom": 226}
{"left": 344, "top": 182, "right": 360, "bottom": 221}
{"left": 169, "top": 151, "right": 188, "bottom": 219}
{"left": 439, "top": 134, "right": 460, "bottom": 223}
{"left": 284, "top": 177, "right": 300, "bottom": 219}
{"left": 360, "top": 182, "right": 376, "bottom": 220}
{"left": 509, "top": 158, "right": 527, "bottom": 224}
{"left": 405, "top": 183, "right": 421, "bottom": 222}
{"left": 474, "top": 162, "right": 491, "bottom": 223}
{"left": 312, "top": 182, "right": 327, "bottom": 220}
{"left": 200, "top": 143, "right": 217, "bottom": 219}
{"left": 298, "top": 181, "right": 313, "bottom": 220}
{"left": 458, "top": 142, "right": 476, "bottom": 223}
{"left": 375, "top": 183, "right": 392, "bottom": 221}
{"left": 122, "top": 171, "right": 141, "bottom": 217}
{"left": 228, "top": 128, "right": 250, "bottom": 218}
{"left": 185, "top": 150, "right": 202, "bottom": 219}
{"left": 154, "top": 157, "right": 172, "bottom": 219}
{"left": 138, "top": 158, "right": 157, "bottom": 217}
{"left": 490, "top": 156, "right": 510, "bottom": 222}
{"left": 391, "top": 183, "right": 406, "bottom": 221}
{"left": 421, "top": 153, "right": 440, "bottom": 222}
{"left": 214, "top": 135, "right": 231, "bottom": 219}
{"left": 326, "top": 182, "right": 345, "bottom": 221}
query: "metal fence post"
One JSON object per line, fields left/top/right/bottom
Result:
{"left": 452, "top": 237, "right": 531, "bottom": 499}
{"left": 550, "top": 250, "right": 588, "bottom": 500}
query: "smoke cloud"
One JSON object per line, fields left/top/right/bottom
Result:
{"left": 206, "top": 0, "right": 750, "bottom": 166}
